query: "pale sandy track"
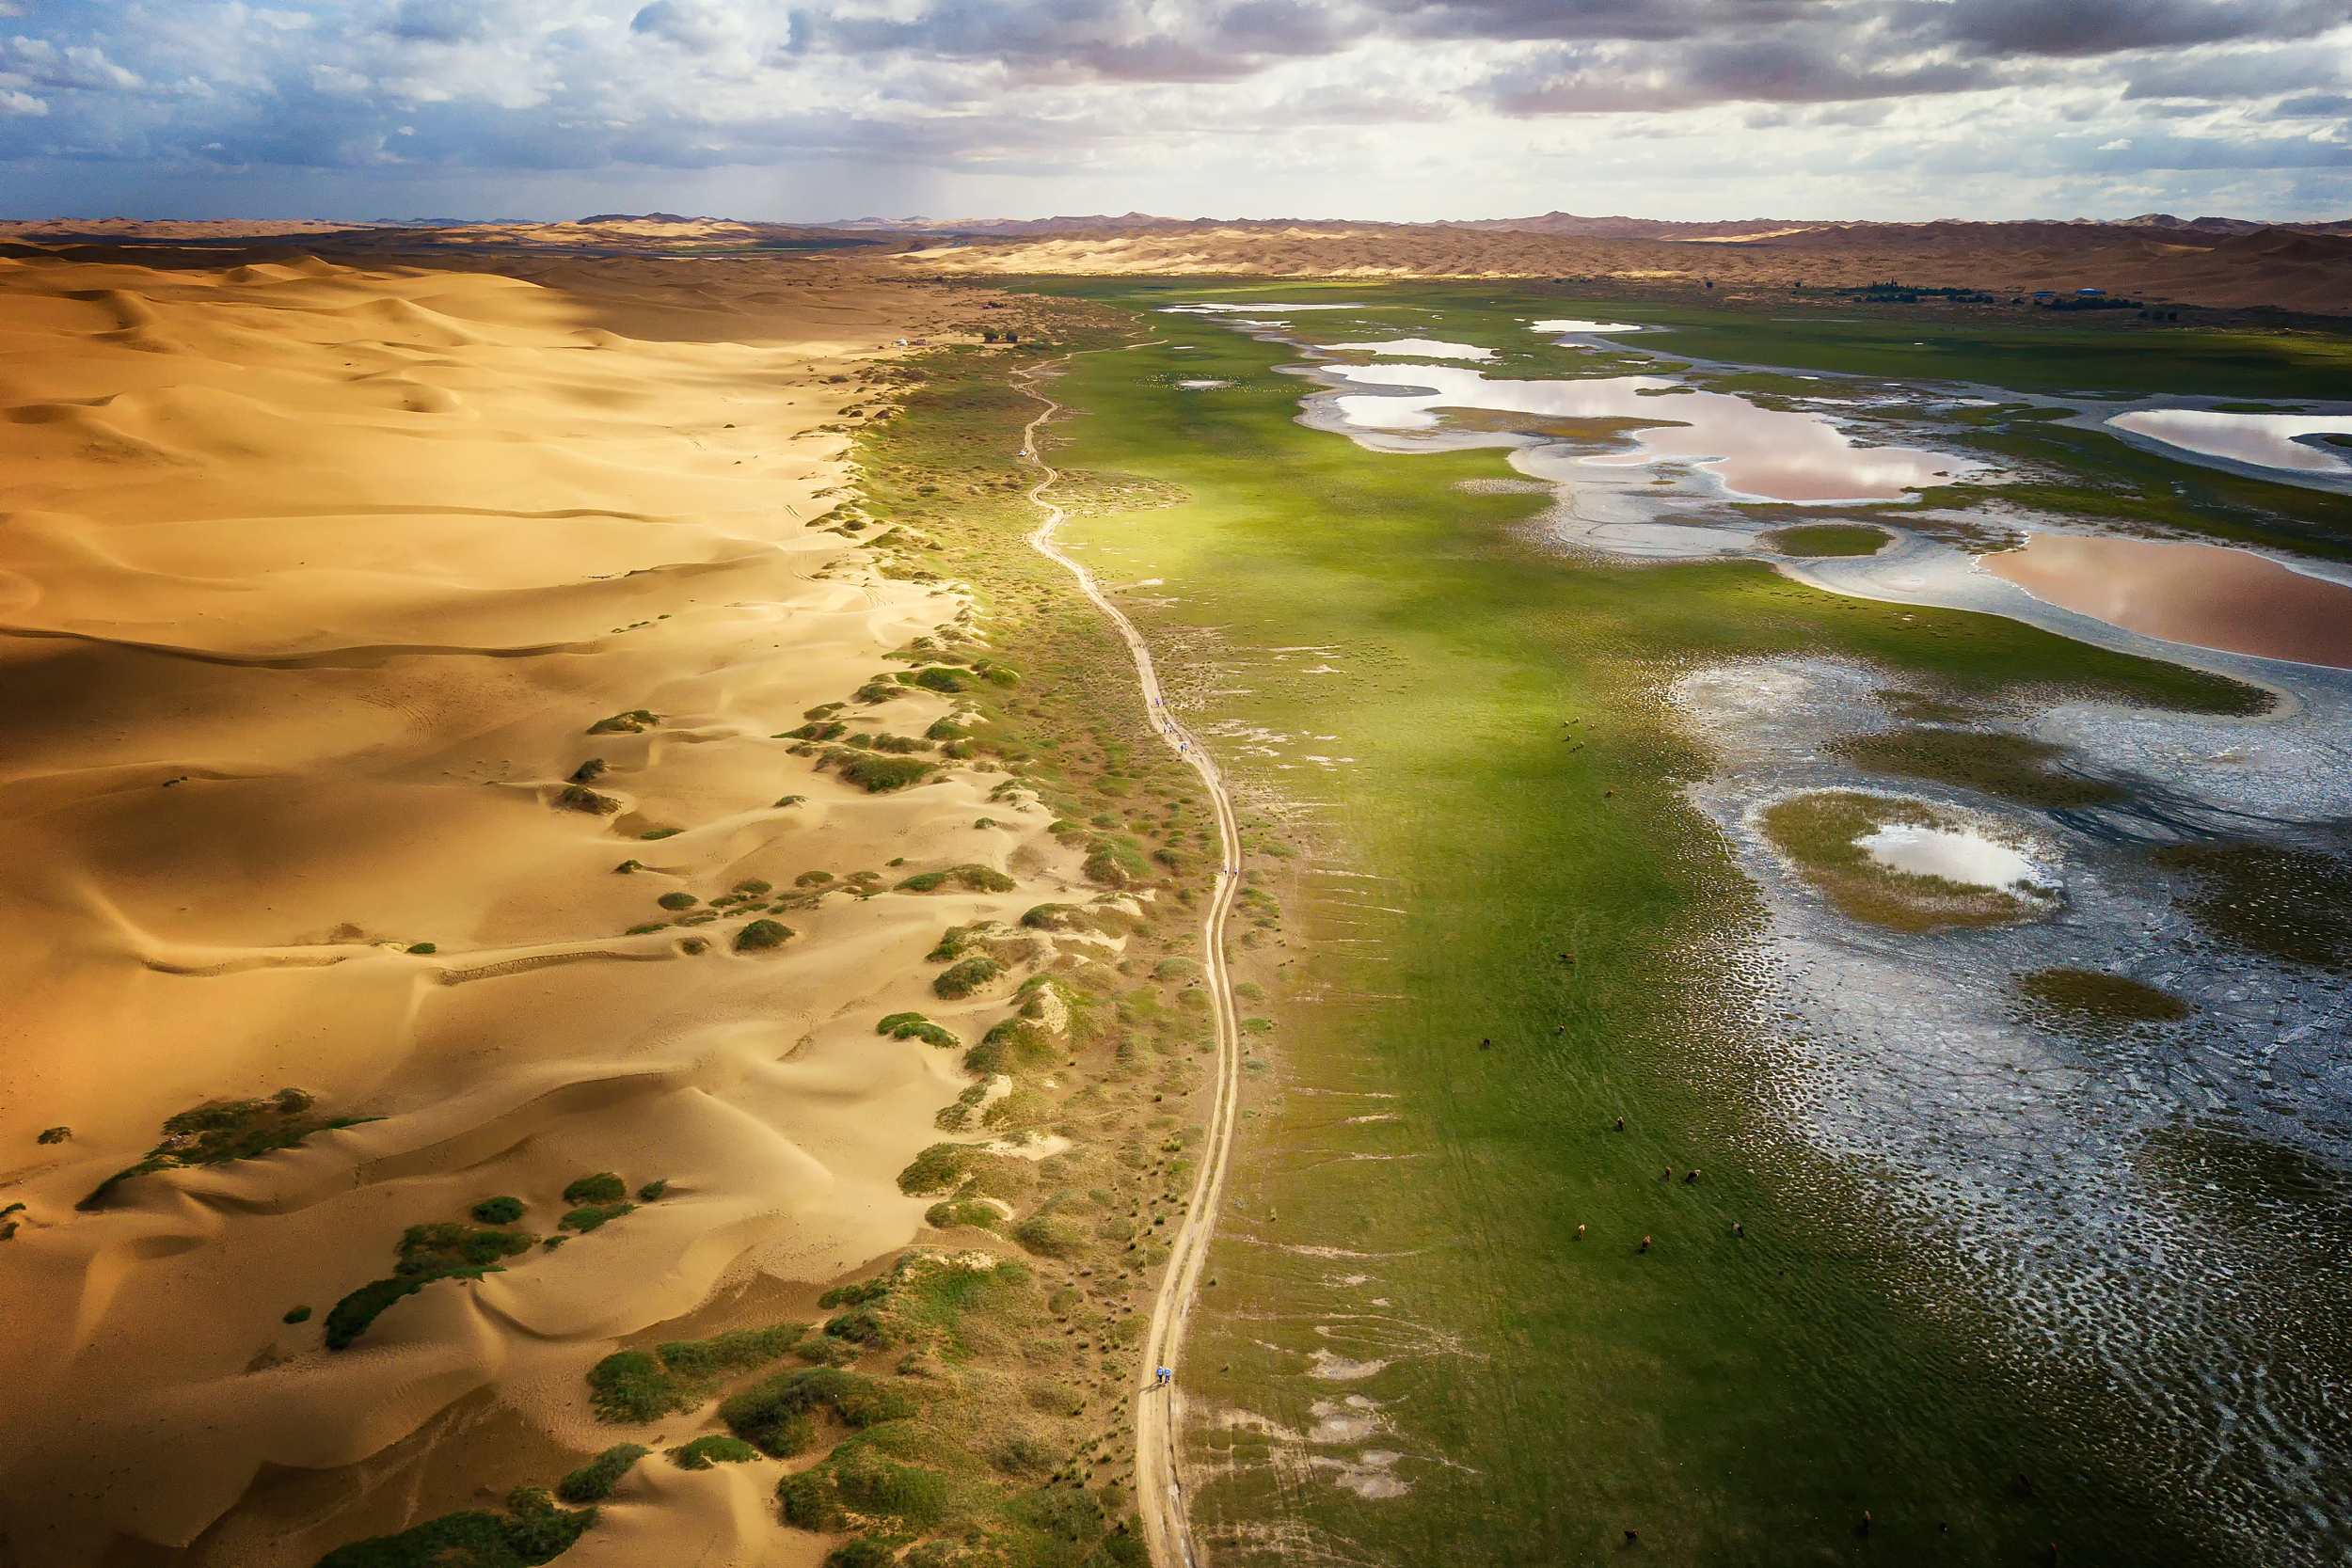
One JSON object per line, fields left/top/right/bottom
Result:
{"left": 1015, "top": 356, "right": 1241, "bottom": 1568}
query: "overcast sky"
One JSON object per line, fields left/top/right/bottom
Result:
{"left": 2, "top": 0, "right": 2347, "bottom": 222}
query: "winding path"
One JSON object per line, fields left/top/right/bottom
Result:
{"left": 1014, "top": 358, "right": 1242, "bottom": 1568}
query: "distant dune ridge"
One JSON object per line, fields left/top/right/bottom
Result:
{"left": 8, "top": 206, "right": 2344, "bottom": 312}
{"left": 0, "top": 243, "right": 1117, "bottom": 1563}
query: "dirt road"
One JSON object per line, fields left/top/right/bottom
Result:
{"left": 1016, "top": 359, "right": 1243, "bottom": 1568}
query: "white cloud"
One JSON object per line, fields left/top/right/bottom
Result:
{"left": 0, "top": 0, "right": 2344, "bottom": 219}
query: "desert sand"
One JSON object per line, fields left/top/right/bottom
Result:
{"left": 0, "top": 245, "right": 1117, "bottom": 1562}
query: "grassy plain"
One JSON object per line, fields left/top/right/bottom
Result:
{"left": 987, "top": 279, "right": 2314, "bottom": 1565}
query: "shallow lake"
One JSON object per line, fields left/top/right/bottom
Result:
{"left": 1982, "top": 533, "right": 2352, "bottom": 670}
{"left": 2107, "top": 408, "right": 2352, "bottom": 474}
{"left": 1321, "top": 363, "right": 1977, "bottom": 502}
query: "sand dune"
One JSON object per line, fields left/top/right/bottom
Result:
{"left": 0, "top": 246, "right": 1099, "bottom": 1563}
{"left": 890, "top": 218, "right": 2352, "bottom": 313}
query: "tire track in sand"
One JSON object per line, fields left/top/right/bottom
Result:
{"left": 1014, "top": 356, "right": 1241, "bottom": 1568}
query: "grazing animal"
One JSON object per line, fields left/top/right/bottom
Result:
{"left": 1614, "top": 1117, "right": 1625, "bottom": 1132}
{"left": 1639, "top": 1235, "right": 1651, "bottom": 1253}
{"left": 1576, "top": 1224, "right": 1585, "bottom": 1241}
{"left": 1684, "top": 1169, "right": 1700, "bottom": 1183}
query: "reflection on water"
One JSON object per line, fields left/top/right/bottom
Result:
{"left": 1855, "top": 822, "right": 2046, "bottom": 888}
{"left": 1529, "top": 319, "right": 1642, "bottom": 333}
{"left": 1322, "top": 363, "right": 1978, "bottom": 502}
{"left": 1982, "top": 533, "right": 2352, "bottom": 670}
{"left": 1324, "top": 338, "right": 1494, "bottom": 360}
{"left": 2108, "top": 409, "right": 2352, "bottom": 473}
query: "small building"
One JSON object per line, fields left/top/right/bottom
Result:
{"left": 2075, "top": 287, "right": 2106, "bottom": 296}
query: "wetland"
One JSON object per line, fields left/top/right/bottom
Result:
{"left": 1007, "top": 277, "right": 2352, "bottom": 1566}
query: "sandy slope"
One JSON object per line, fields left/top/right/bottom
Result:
{"left": 0, "top": 248, "right": 1071, "bottom": 1563}
{"left": 892, "top": 220, "right": 2352, "bottom": 313}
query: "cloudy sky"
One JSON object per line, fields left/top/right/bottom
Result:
{"left": 3, "top": 0, "right": 2347, "bottom": 222}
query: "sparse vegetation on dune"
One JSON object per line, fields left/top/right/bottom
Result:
{"left": 587, "top": 1322, "right": 810, "bottom": 1423}
{"left": 81, "top": 1088, "right": 368, "bottom": 1210}
{"left": 312, "top": 1486, "right": 596, "bottom": 1568}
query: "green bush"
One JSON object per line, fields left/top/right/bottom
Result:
{"left": 612, "top": 860, "right": 644, "bottom": 874}
{"left": 773, "top": 795, "right": 806, "bottom": 808}
{"left": 926, "top": 1199, "right": 1000, "bottom": 1230}
{"left": 283, "top": 1305, "right": 312, "bottom": 1324}
{"left": 588, "top": 709, "right": 658, "bottom": 735}
{"left": 406, "top": 942, "right": 437, "bottom": 955}
{"left": 823, "top": 1540, "right": 894, "bottom": 1568}
{"left": 657, "top": 891, "right": 698, "bottom": 911}
{"left": 81, "top": 1089, "right": 367, "bottom": 1210}
{"left": 37, "top": 1125, "right": 71, "bottom": 1145}
{"left": 636, "top": 1180, "right": 668, "bottom": 1201}
{"left": 925, "top": 718, "right": 968, "bottom": 740}
{"left": 897, "top": 1144, "right": 976, "bottom": 1196}
{"left": 877, "top": 1012, "right": 960, "bottom": 1048}
{"left": 1153, "top": 957, "right": 1200, "bottom": 982}
{"left": 398, "top": 1223, "right": 535, "bottom": 1274}
{"left": 1010, "top": 1214, "right": 1090, "bottom": 1260}
{"left": 500, "top": 1489, "right": 596, "bottom": 1563}
{"left": 933, "top": 955, "right": 1002, "bottom": 999}
{"left": 560, "top": 1202, "right": 635, "bottom": 1233}
{"left": 313, "top": 1509, "right": 516, "bottom": 1567}
{"left": 587, "top": 1351, "right": 684, "bottom": 1423}
{"left": 556, "top": 785, "right": 621, "bottom": 816}
{"left": 1006, "top": 1483, "right": 1105, "bottom": 1542}
{"left": 671, "top": 1434, "right": 761, "bottom": 1469}
{"left": 789, "top": 720, "right": 848, "bottom": 740}
{"left": 736, "top": 919, "right": 794, "bottom": 952}
{"left": 556, "top": 1444, "right": 647, "bottom": 1503}
{"left": 896, "top": 870, "right": 949, "bottom": 892}
{"left": 564, "top": 1173, "right": 626, "bottom": 1205}
{"left": 626, "top": 923, "right": 666, "bottom": 935}
{"left": 658, "top": 1323, "right": 808, "bottom": 1379}
{"left": 641, "top": 828, "right": 683, "bottom": 840}
{"left": 779, "top": 1469, "right": 846, "bottom": 1530}
{"left": 324, "top": 1273, "right": 460, "bottom": 1352}
{"left": 868, "top": 732, "right": 930, "bottom": 754}
{"left": 839, "top": 754, "right": 933, "bottom": 792}
{"left": 834, "top": 1452, "right": 951, "bottom": 1528}
{"left": 720, "top": 1368, "right": 915, "bottom": 1455}
{"left": 470, "top": 1196, "right": 526, "bottom": 1225}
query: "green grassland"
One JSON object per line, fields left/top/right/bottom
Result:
{"left": 963, "top": 281, "right": 2301, "bottom": 1565}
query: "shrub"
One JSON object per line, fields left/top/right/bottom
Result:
{"left": 912, "top": 667, "right": 969, "bottom": 694}
{"left": 925, "top": 718, "right": 968, "bottom": 740}
{"left": 398, "top": 1223, "right": 535, "bottom": 1275}
{"left": 719, "top": 1368, "right": 914, "bottom": 1455}
{"left": 325, "top": 1273, "right": 464, "bottom": 1351}
{"left": 636, "top": 1180, "right": 668, "bottom": 1201}
{"left": 789, "top": 721, "right": 848, "bottom": 740}
{"left": 1010, "top": 1214, "right": 1089, "bottom": 1259}
{"left": 1020, "top": 904, "right": 1087, "bottom": 930}
{"left": 839, "top": 754, "right": 932, "bottom": 792}
{"left": 561, "top": 1202, "right": 635, "bottom": 1232}
{"left": 84, "top": 1091, "right": 371, "bottom": 1210}
{"left": 773, "top": 795, "right": 806, "bottom": 808}
{"left": 897, "top": 870, "right": 949, "bottom": 892}
{"left": 641, "top": 828, "right": 683, "bottom": 840}
{"left": 36, "top": 1125, "right": 70, "bottom": 1145}
{"left": 868, "top": 732, "right": 930, "bottom": 754}
{"left": 779, "top": 1469, "right": 846, "bottom": 1530}
{"left": 588, "top": 709, "right": 657, "bottom": 735}
{"left": 569, "top": 758, "right": 608, "bottom": 784}
{"left": 877, "top": 1012, "right": 959, "bottom": 1048}
{"left": 926, "top": 1200, "right": 1000, "bottom": 1230}
{"left": 933, "top": 955, "right": 1002, "bottom": 999}
{"left": 557, "top": 1444, "right": 648, "bottom": 1503}
{"left": 406, "top": 942, "right": 437, "bottom": 956}
{"left": 897, "top": 1144, "right": 975, "bottom": 1196}
{"left": 1153, "top": 957, "right": 1200, "bottom": 982}
{"left": 671, "top": 1434, "right": 761, "bottom": 1469}
{"left": 733, "top": 879, "right": 772, "bottom": 895}
{"left": 659, "top": 1322, "right": 807, "bottom": 1379}
{"left": 500, "top": 1489, "right": 596, "bottom": 1563}
{"left": 834, "top": 1452, "right": 951, "bottom": 1528}
{"left": 657, "top": 891, "right": 698, "bottom": 911}
{"left": 564, "top": 1172, "right": 627, "bottom": 1205}
{"left": 736, "top": 919, "right": 794, "bottom": 952}
{"left": 626, "top": 923, "right": 666, "bottom": 936}
{"left": 557, "top": 785, "right": 622, "bottom": 816}
{"left": 587, "top": 1351, "right": 683, "bottom": 1423}
{"left": 612, "top": 860, "right": 644, "bottom": 874}
{"left": 469, "top": 1196, "right": 525, "bottom": 1225}
{"left": 1006, "top": 1483, "right": 1104, "bottom": 1542}
{"left": 823, "top": 1540, "right": 893, "bottom": 1568}
{"left": 283, "top": 1305, "right": 312, "bottom": 1324}
{"left": 796, "top": 870, "right": 835, "bottom": 887}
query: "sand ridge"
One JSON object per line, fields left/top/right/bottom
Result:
{"left": 0, "top": 248, "right": 1095, "bottom": 1563}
